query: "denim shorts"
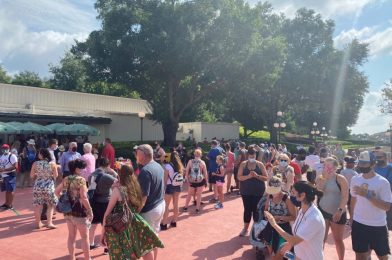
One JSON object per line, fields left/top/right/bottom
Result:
{"left": 1, "top": 175, "right": 16, "bottom": 192}
{"left": 165, "top": 184, "right": 181, "bottom": 195}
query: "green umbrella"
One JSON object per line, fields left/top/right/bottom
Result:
{"left": 46, "top": 123, "right": 66, "bottom": 132}
{"left": 57, "top": 124, "right": 100, "bottom": 136}
{"left": 0, "top": 122, "right": 20, "bottom": 134}
{"left": 7, "top": 121, "right": 53, "bottom": 134}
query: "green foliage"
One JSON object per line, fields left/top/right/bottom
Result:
{"left": 11, "top": 71, "right": 44, "bottom": 87}
{"left": 0, "top": 66, "right": 12, "bottom": 83}
{"left": 381, "top": 79, "right": 392, "bottom": 114}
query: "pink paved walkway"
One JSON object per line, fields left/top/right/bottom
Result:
{"left": 0, "top": 188, "right": 390, "bottom": 259}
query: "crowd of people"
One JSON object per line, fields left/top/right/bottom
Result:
{"left": 1, "top": 136, "right": 392, "bottom": 260}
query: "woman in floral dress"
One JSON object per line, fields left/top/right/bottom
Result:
{"left": 30, "top": 148, "right": 58, "bottom": 229}
{"left": 101, "top": 164, "right": 164, "bottom": 260}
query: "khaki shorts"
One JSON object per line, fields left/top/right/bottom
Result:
{"left": 141, "top": 200, "right": 165, "bottom": 233}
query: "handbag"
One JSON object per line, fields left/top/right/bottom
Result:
{"left": 56, "top": 182, "right": 72, "bottom": 214}
{"left": 105, "top": 190, "right": 133, "bottom": 233}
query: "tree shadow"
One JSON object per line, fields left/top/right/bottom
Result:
{"left": 192, "top": 236, "right": 251, "bottom": 260}
{"left": 325, "top": 224, "right": 351, "bottom": 245}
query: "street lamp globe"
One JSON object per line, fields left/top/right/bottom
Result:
{"left": 277, "top": 111, "right": 283, "bottom": 117}
{"left": 280, "top": 122, "right": 286, "bottom": 128}
{"left": 313, "top": 122, "right": 318, "bottom": 127}
{"left": 311, "top": 130, "right": 315, "bottom": 135}
{"left": 274, "top": 123, "right": 279, "bottom": 128}
{"left": 138, "top": 111, "right": 146, "bottom": 119}
{"left": 316, "top": 130, "right": 320, "bottom": 135}
{"left": 322, "top": 127, "right": 326, "bottom": 131}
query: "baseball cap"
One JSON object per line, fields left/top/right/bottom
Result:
{"left": 265, "top": 176, "right": 282, "bottom": 195}
{"left": 358, "top": 151, "right": 376, "bottom": 166}
{"left": 1, "top": 144, "right": 10, "bottom": 149}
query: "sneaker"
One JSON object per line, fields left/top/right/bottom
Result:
{"left": 0, "top": 204, "right": 8, "bottom": 209}
{"left": 103, "top": 248, "right": 109, "bottom": 255}
{"left": 170, "top": 222, "right": 177, "bottom": 228}
{"left": 214, "top": 203, "right": 223, "bottom": 209}
{"left": 90, "top": 244, "right": 100, "bottom": 250}
{"left": 195, "top": 209, "right": 200, "bottom": 214}
{"left": 182, "top": 207, "right": 188, "bottom": 212}
{"left": 6, "top": 205, "right": 14, "bottom": 210}
{"left": 239, "top": 228, "right": 248, "bottom": 237}
{"left": 160, "top": 224, "right": 168, "bottom": 231}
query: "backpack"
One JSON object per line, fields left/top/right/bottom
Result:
{"left": 189, "top": 159, "right": 204, "bottom": 183}
{"left": 26, "top": 148, "right": 36, "bottom": 163}
{"left": 168, "top": 163, "right": 184, "bottom": 187}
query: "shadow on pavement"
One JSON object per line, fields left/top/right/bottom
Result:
{"left": 192, "top": 236, "right": 251, "bottom": 260}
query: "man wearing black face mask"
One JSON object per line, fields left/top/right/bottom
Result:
{"left": 59, "top": 142, "right": 81, "bottom": 178}
{"left": 374, "top": 151, "right": 392, "bottom": 230}
{"left": 350, "top": 151, "right": 392, "bottom": 260}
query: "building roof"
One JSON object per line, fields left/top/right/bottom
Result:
{"left": 0, "top": 83, "right": 152, "bottom": 119}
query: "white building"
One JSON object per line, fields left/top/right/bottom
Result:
{"left": 0, "top": 83, "right": 239, "bottom": 143}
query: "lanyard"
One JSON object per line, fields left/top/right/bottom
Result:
{"left": 293, "top": 206, "right": 311, "bottom": 235}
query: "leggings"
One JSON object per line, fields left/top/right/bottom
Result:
{"left": 241, "top": 195, "right": 262, "bottom": 223}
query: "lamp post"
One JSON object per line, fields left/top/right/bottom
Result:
{"left": 138, "top": 112, "right": 146, "bottom": 142}
{"left": 274, "top": 111, "right": 286, "bottom": 145}
{"left": 310, "top": 122, "right": 320, "bottom": 143}
{"left": 320, "top": 126, "right": 328, "bottom": 143}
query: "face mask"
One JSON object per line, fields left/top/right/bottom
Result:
{"left": 279, "top": 161, "right": 288, "bottom": 168}
{"left": 359, "top": 167, "right": 372, "bottom": 174}
{"left": 248, "top": 158, "right": 256, "bottom": 163}
{"left": 376, "top": 160, "right": 385, "bottom": 166}
{"left": 1, "top": 149, "right": 8, "bottom": 155}
{"left": 324, "top": 165, "right": 335, "bottom": 174}
{"left": 71, "top": 147, "right": 77, "bottom": 152}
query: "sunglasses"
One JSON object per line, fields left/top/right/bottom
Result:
{"left": 280, "top": 160, "right": 288, "bottom": 162}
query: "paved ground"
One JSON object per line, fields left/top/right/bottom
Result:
{"left": 0, "top": 187, "right": 390, "bottom": 260}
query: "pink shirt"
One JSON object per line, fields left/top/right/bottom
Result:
{"left": 81, "top": 153, "right": 96, "bottom": 181}
{"left": 226, "top": 151, "right": 235, "bottom": 170}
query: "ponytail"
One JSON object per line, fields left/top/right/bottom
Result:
{"left": 293, "top": 181, "right": 323, "bottom": 204}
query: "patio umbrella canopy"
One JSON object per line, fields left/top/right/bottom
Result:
{"left": 56, "top": 124, "right": 100, "bottom": 136}
{"left": 0, "top": 122, "right": 20, "bottom": 134}
{"left": 46, "top": 123, "right": 66, "bottom": 132}
{"left": 7, "top": 122, "right": 53, "bottom": 135}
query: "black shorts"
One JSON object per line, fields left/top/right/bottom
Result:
{"left": 352, "top": 220, "right": 390, "bottom": 256}
{"left": 234, "top": 167, "right": 239, "bottom": 181}
{"left": 190, "top": 179, "right": 206, "bottom": 188}
{"left": 319, "top": 206, "right": 347, "bottom": 225}
{"left": 208, "top": 171, "right": 216, "bottom": 184}
{"left": 165, "top": 184, "right": 181, "bottom": 195}
{"left": 91, "top": 201, "right": 109, "bottom": 224}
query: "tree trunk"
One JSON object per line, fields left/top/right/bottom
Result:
{"left": 243, "top": 127, "right": 248, "bottom": 138}
{"left": 162, "top": 120, "right": 179, "bottom": 147}
{"left": 270, "top": 127, "right": 278, "bottom": 145}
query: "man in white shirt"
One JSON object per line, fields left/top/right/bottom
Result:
{"left": 304, "top": 146, "right": 320, "bottom": 170}
{"left": 350, "top": 151, "right": 392, "bottom": 260}
{"left": 0, "top": 144, "right": 18, "bottom": 210}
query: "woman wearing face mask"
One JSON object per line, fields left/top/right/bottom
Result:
{"left": 237, "top": 147, "right": 268, "bottom": 236}
{"left": 272, "top": 154, "right": 295, "bottom": 193}
{"left": 261, "top": 175, "right": 297, "bottom": 259}
{"left": 316, "top": 157, "right": 349, "bottom": 260}
{"left": 265, "top": 181, "right": 325, "bottom": 260}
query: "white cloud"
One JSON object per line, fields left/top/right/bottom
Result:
{"left": 248, "top": 0, "right": 380, "bottom": 18}
{"left": 334, "top": 26, "right": 392, "bottom": 57}
{"left": 351, "top": 90, "right": 390, "bottom": 134}
{"left": 0, "top": 1, "right": 98, "bottom": 76}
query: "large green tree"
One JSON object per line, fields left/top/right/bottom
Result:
{"left": 72, "top": 0, "right": 286, "bottom": 145}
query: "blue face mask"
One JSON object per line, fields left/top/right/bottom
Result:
{"left": 279, "top": 161, "right": 288, "bottom": 168}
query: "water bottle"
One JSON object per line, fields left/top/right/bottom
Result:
{"left": 284, "top": 251, "right": 295, "bottom": 260}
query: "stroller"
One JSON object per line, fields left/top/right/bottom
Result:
{"left": 249, "top": 194, "right": 269, "bottom": 260}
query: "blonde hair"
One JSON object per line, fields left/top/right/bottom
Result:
{"left": 278, "top": 153, "right": 290, "bottom": 162}
{"left": 216, "top": 155, "right": 224, "bottom": 163}
{"left": 324, "top": 157, "right": 339, "bottom": 168}
{"left": 194, "top": 149, "right": 202, "bottom": 157}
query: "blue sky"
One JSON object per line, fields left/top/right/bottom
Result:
{"left": 0, "top": 0, "right": 391, "bottom": 134}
